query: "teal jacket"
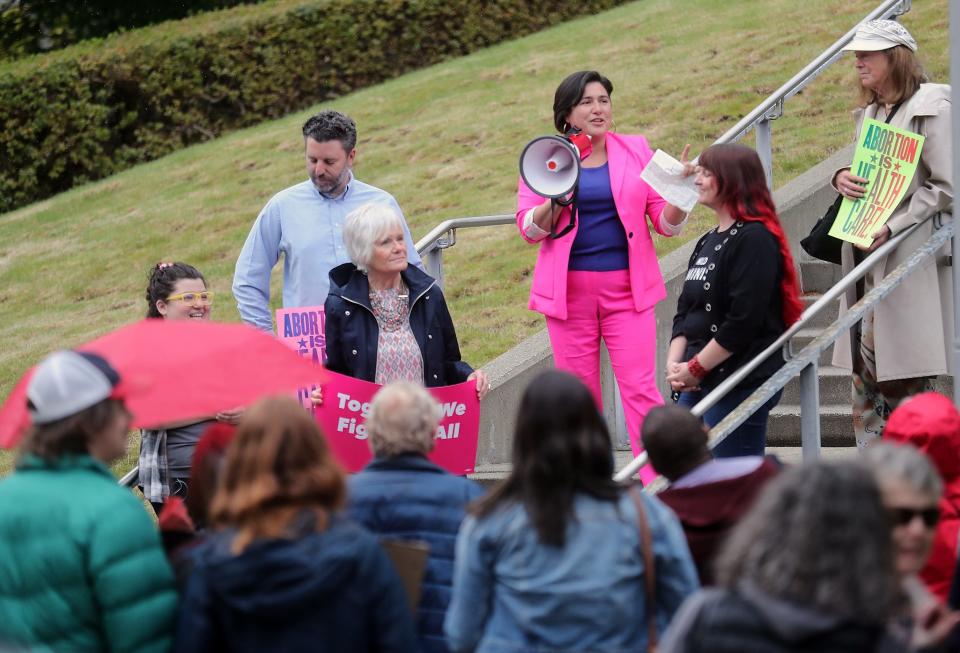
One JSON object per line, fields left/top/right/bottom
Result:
{"left": 0, "top": 454, "right": 178, "bottom": 653}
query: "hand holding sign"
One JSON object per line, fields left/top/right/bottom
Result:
{"left": 828, "top": 118, "right": 925, "bottom": 248}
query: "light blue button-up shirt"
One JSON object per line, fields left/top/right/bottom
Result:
{"left": 232, "top": 176, "right": 423, "bottom": 332}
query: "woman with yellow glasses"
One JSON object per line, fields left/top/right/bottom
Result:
{"left": 140, "top": 262, "right": 240, "bottom": 517}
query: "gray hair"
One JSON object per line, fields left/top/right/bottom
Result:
{"left": 863, "top": 441, "right": 943, "bottom": 500}
{"left": 343, "top": 203, "right": 405, "bottom": 272}
{"left": 366, "top": 382, "right": 441, "bottom": 457}
{"left": 715, "top": 461, "right": 902, "bottom": 624}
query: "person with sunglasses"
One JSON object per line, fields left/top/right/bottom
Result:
{"left": 864, "top": 442, "right": 960, "bottom": 650}
{"left": 140, "top": 262, "right": 241, "bottom": 516}
{"left": 881, "top": 393, "right": 960, "bottom": 604}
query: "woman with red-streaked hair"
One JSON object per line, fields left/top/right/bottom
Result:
{"left": 667, "top": 144, "right": 803, "bottom": 457}
{"left": 173, "top": 396, "right": 417, "bottom": 653}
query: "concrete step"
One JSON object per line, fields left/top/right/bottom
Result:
{"left": 799, "top": 293, "right": 840, "bottom": 330}
{"left": 781, "top": 365, "right": 849, "bottom": 405}
{"left": 766, "top": 445, "right": 860, "bottom": 464}
{"left": 766, "top": 403, "right": 855, "bottom": 448}
{"left": 789, "top": 327, "right": 835, "bottom": 367}
{"left": 799, "top": 258, "right": 841, "bottom": 295}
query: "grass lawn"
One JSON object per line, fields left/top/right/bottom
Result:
{"left": 0, "top": 0, "right": 949, "bottom": 475}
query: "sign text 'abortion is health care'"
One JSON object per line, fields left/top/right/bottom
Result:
{"left": 314, "top": 370, "right": 480, "bottom": 475}
{"left": 829, "top": 118, "right": 924, "bottom": 248}
{"left": 276, "top": 306, "right": 326, "bottom": 407}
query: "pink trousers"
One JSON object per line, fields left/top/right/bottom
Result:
{"left": 545, "top": 269, "right": 663, "bottom": 483}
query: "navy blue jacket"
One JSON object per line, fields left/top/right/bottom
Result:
{"left": 324, "top": 263, "right": 473, "bottom": 387}
{"left": 173, "top": 514, "right": 418, "bottom": 653}
{"left": 348, "top": 455, "right": 485, "bottom": 653}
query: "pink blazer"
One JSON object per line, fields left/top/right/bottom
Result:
{"left": 516, "top": 132, "right": 675, "bottom": 320}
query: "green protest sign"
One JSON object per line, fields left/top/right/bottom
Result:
{"left": 828, "top": 117, "right": 925, "bottom": 248}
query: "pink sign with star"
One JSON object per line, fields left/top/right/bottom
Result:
{"left": 276, "top": 305, "right": 326, "bottom": 407}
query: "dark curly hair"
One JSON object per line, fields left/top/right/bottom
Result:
{"left": 145, "top": 262, "right": 206, "bottom": 318}
{"left": 302, "top": 110, "right": 357, "bottom": 152}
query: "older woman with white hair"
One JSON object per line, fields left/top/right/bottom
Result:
{"left": 347, "top": 382, "right": 485, "bottom": 653}
{"left": 322, "top": 203, "right": 489, "bottom": 398}
{"left": 863, "top": 442, "right": 960, "bottom": 650}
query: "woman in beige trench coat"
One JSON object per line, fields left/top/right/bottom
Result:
{"left": 831, "top": 19, "right": 953, "bottom": 446}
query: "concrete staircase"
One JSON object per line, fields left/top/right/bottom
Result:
{"left": 768, "top": 258, "right": 856, "bottom": 450}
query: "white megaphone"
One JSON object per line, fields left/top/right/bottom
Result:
{"left": 519, "top": 135, "right": 582, "bottom": 200}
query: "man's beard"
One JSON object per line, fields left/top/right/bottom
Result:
{"left": 312, "top": 167, "right": 351, "bottom": 198}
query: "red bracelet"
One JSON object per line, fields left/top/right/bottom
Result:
{"left": 688, "top": 355, "right": 709, "bottom": 380}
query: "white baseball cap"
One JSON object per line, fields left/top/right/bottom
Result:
{"left": 26, "top": 350, "right": 124, "bottom": 424}
{"left": 842, "top": 19, "right": 918, "bottom": 53}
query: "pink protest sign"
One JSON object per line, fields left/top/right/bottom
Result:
{"left": 276, "top": 306, "right": 326, "bottom": 407}
{"left": 315, "top": 370, "right": 480, "bottom": 475}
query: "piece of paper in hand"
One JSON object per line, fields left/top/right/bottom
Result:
{"left": 640, "top": 149, "right": 699, "bottom": 213}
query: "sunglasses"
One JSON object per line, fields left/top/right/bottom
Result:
{"left": 889, "top": 506, "right": 940, "bottom": 528}
{"left": 166, "top": 291, "right": 214, "bottom": 304}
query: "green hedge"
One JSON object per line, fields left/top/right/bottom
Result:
{"left": 0, "top": 0, "right": 627, "bottom": 213}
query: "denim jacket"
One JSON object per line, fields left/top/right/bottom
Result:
{"left": 444, "top": 491, "right": 699, "bottom": 653}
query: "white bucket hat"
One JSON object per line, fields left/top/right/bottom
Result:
{"left": 842, "top": 19, "right": 918, "bottom": 52}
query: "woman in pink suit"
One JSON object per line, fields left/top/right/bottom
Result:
{"left": 517, "top": 70, "right": 689, "bottom": 480}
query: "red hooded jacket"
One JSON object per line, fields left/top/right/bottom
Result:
{"left": 884, "top": 392, "right": 960, "bottom": 602}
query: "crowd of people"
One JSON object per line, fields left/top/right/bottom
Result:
{"left": 0, "top": 16, "right": 956, "bottom": 653}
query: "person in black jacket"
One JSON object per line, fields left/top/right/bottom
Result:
{"left": 667, "top": 144, "right": 803, "bottom": 457}
{"left": 320, "top": 202, "right": 489, "bottom": 399}
{"left": 173, "top": 396, "right": 417, "bottom": 653}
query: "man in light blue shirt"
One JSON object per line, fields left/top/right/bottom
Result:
{"left": 233, "top": 110, "right": 422, "bottom": 332}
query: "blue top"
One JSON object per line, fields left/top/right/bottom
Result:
{"left": 569, "top": 163, "right": 629, "bottom": 271}
{"left": 444, "top": 491, "right": 699, "bottom": 653}
{"left": 174, "top": 514, "right": 418, "bottom": 653}
{"left": 232, "top": 175, "right": 423, "bottom": 332}
{"left": 347, "top": 454, "right": 485, "bottom": 653}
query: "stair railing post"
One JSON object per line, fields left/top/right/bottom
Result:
{"left": 799, "top": 360, "right": 822, "bottom": 461}
{"left": 423, "top": 245, "right": 446, "bottom": 292}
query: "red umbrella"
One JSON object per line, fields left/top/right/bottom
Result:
{"left": 0, "top": 319, "right": 326, "bottom": 448}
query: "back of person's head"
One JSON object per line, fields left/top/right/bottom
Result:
{"left": 186, "top": 422, "right": 238, "bottom": 528}
{"left": 473, "top": 370, "right": 619, "bottom": 547}
{"left": 145, "top": 262, "right": 206, "bottom": 318}
{"left": 366, "top": 382, "right": 440, "bottom": 458}
{"left": 210, "top": 396, "right": 346, "bottom": 553}
{"left": 715, "top": 461, "right": 901, "bottom": 624}
{"left": 641, "top": 405, "right": 710, "bottom": 481}
{"left": 22, "top": 350, "right": 128, "bottom": 461}
{"left": 884, "top": 392, "right": 960, "bottom": 481}
{"left": 302, "top": 110, "right": 357, "bottom": 152}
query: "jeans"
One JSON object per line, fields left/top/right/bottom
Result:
{"left": 678, "top": 385, "right": 782, "bottom": 458}
{"left": 148, "top": 477, "right": 189, "bottom": 518}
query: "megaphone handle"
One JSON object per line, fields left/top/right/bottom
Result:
{"left": 550, "top": 190, "right": 577, "bottom": 239}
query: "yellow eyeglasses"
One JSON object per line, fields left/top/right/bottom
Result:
{"left": 166, "top": 291, "right": 215, "bottom": 304}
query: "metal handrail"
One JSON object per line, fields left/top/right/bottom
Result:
{"left": 714, "top": 0, "right": 910, "bottom": 148}
{"left": 614, "top": 214, "right": 952, "bottom": 482}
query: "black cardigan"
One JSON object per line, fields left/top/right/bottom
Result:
{"left": 671, "top": 221, "right": 787, "bottom": 391}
